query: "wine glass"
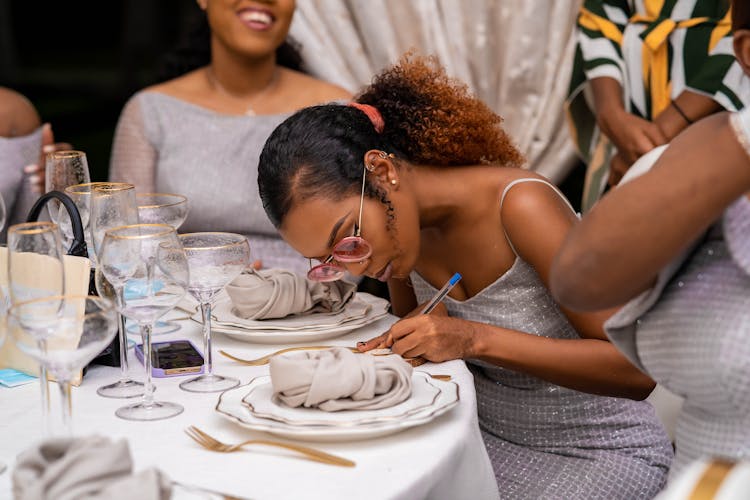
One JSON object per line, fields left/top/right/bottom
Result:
{"left": 99, "top": 224, "right": 189, "bottom": 420}
{"left": 136, "top": 193, "right": 188, "bottom": 228}
{"left": 45, "top": 151, "right": 90, "bottom": 228}
{"left": 86, "top": 183, "right": 143, "bottom": 399}
{"left": 178, "top": 232, "right": 250, "bottom": 393}
{"left": 6, "top": 221, "right": 65, "bottom": 436}
{"left": 60, "top": 182, "right": 98, "bottom": 263}
{"left": 7, "top": 295, "right": 117, "bottom": 435}
{"left": 134, "top": 193, "right": 188, "bottom": 336}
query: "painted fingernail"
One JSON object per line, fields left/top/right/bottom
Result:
{"left": 28, "top": 174, "right": 41, "bottom": 184}
{"left": 42, "top": 145, "right": 56, "bottom": 153}
{"left": 23, "top": 164, "right": 39, "bottom": 174}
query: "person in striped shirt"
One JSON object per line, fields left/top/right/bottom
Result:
{"left": 567, "top": 0, "right": 749, "bottom": 212}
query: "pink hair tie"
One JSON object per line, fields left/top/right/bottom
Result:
{"left": 347, "top": 102, "right": 385, "bottom": 133}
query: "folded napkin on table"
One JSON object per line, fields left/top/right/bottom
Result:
{"left": 226, "top": 268, "right": 357, "bottom": 320}
{"left": 13, "top": 435, "right": 171, "bottom": 500}
{"left": 269, "top": 347, "right": 413, "bottom": 411}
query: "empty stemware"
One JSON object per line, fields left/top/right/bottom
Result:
{"left": 7, "top": 221, "right": 65, "bottom": 436}
{"left": 8, "top": 295, "right": 117, "bottom": 435}
{"left": 85, "top": 183, "right": 143, "bottom": 399}
{"left": 134, "top": 193, "right": 189, "bottom": 336}
{"left": 99, "top": 224, "right": 189, "bottom": 420}
{"left": 178, "top": 232, "right": 250, "bottom": 393}
{"left": 45, "top": 151, "right": 90, "bottom": 228}
{"left": 136, "top": 193, "right": 188, "bottom": 228}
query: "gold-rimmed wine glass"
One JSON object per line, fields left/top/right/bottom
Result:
{"left": 7, "top": 221, "right": 65, "bottom": 436}
{"left": 178, "top": 232, "right": 250, "bottom": 393}
{"left": 84, "top": 182, "right": 143, "bottom": 399}
{"left": 134, "top": 193, "right": 189, "bottom": 336}
{"left": 8, "top": 295, "right": 117, "bottom": 435}
{"left": 45, "top": 151, "right": 90, "bottom": 228}
{"left": 99, "top": 224, "right": 189, "bottom": 420}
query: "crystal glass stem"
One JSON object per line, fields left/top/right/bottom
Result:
{"left": 140, "top": 322, "right": 155, "bottom": 408}
{"left": 200, "top": 301, "right": 213, "bottom": 376}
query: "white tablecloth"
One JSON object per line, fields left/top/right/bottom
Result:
{"left": 0, "top": 304, "right": 498, "bottom": 500}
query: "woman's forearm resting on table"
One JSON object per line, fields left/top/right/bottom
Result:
{"left": 550, "top": 112, "right": 750, "bottom": 311}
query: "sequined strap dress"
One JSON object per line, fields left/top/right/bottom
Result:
{"left": 410, "top": 178, "right": 673, "bottom": 499}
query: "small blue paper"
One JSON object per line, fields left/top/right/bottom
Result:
{"left": 123, "top": 279, "right": 164, "bottom": 300}
{"left": 0, "top": 368, "right": 37, "bottom": 388}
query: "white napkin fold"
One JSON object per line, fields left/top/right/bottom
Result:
{"left": 225, "top": 268, "right": 357, "bottom": 320}
{"left": 269, "top": 347, "right": 413, "bottom": 412}
{"left": 12, "top": 435, "right": 171, "bottom": 500}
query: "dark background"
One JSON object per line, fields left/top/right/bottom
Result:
{"left": 1, "top": 0, "right": 585, "bottom": 210}
{"left": 0, "top": 0, "right": 196, "bottom": 181}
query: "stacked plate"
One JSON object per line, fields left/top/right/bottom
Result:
{"left": 216, "top": 371, "right": 460, "bottom": 442}
{"left": 188, "top": 292, "right": 391, "bottom": 344}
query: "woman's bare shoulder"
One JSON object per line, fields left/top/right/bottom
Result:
{"left": 140, "top": 69, "right": 207, "bottom": 101}
{"left": 281, "top": 68, "right": 352, "bottom": 105}
{"left": 0, "top": 87, "right": 41, "bottom": 137}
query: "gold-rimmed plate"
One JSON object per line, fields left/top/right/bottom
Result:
{"left": 240, "top": 372, "right": 442, "bottom": 427}
{"left": 191, "top": 292, "right": 390, "bottom": 344}
{"left": 215, "top": 372, "right": 459, "bottom": 442}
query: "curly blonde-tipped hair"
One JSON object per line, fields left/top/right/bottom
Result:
{"left": 357, "top": 52, "right": 524, "bottom": 167}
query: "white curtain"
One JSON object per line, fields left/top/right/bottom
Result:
{"left": 290, "top": 0, "right": 582, "bottom": 183}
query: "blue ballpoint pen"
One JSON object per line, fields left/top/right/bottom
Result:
{"left": 419, "top": 272, "right": 462, "bottom": 314}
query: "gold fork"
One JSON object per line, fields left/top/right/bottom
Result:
{"left": 219, "top": 345, "right": 359, "bottom": 366}
{"left": 184, "top": 426, "right": 355, "bottom": 467}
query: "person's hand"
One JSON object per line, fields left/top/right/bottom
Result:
{"left": 25, "top": 123, "right": 73, "bottom": 195}
{"left": 607, "top": 151, "right": 630, "bottom": 187}
{"left": 357, "top": 302, "right": 447, "bottom": 350}
{"left": 358, "top": 305, "right": 476, "bottom": 364}
{"left": 597, "top": 108, "right": 667, "bottom": 164}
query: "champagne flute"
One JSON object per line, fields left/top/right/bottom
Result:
{"left": 7, "top": 221, "right": 65, "bottom": 436}
{"left": 99, "top": 224, "right": 189, "bottom": 420}
{"left": 87, "top": 183, "right": 143, "bottom": 399}
{"left": 45, "top": 151, "right": 90, "bottom": 231}
{"left": 134, "top": 193, "right": 188, "bottom": 336}
{"left": 8, "top": 295, "right": 117, "bottom": 435}
{"left": 178, "top": 232, "right": 250, "bottom": 393}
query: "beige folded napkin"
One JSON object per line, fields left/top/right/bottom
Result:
{"left": 225, "top": 268, "right": 357, "bottom": 320}
{"left": 12, "top": 435, "right": 171, "bottom": 500}
{"left": 269, "top": 347, "right": 413, "bottom": 412}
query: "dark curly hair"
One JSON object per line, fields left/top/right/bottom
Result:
{"left": 159, "top": 5, "right": 303, "bottom": 81}
{"left": 258, "top": 53, "right": 523, "bottom": 228}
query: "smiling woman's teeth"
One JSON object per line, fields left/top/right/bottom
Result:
{"left": 240, "top": 11, "right": 272, "bottom": 25}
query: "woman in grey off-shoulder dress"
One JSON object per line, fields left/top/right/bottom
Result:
{"left": 108, "top": 1, "right": 350, "bottom": 275}
{"left": 110, "top": 92, "right": 307, "bottom": 273}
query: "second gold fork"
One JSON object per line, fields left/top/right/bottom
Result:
{"left": 184, "top": 425, "right": 355, "bottom": 467}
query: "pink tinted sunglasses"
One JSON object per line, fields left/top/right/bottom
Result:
{"left": 307, "top": 157, "right": 384, "bottom": 281}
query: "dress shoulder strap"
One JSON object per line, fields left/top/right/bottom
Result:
{"left": 499, "top": 177, "right": 578, "bottom": 256}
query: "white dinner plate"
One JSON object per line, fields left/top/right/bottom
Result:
{"left": 216, "top": 372, "right": 459, "bottom": 442}
{"left": 204, "top": 293, "right": 390, "bottom": 344}
{"left": 241, "top": 373, "right": 442, "bottom": 427}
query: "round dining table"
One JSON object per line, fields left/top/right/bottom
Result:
{"left": 0, "top": 296, "right": 499, "bottom": 500}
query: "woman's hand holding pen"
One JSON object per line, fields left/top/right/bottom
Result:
{"left": 358, "top": 303, "right": 480, "bottom": 363}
